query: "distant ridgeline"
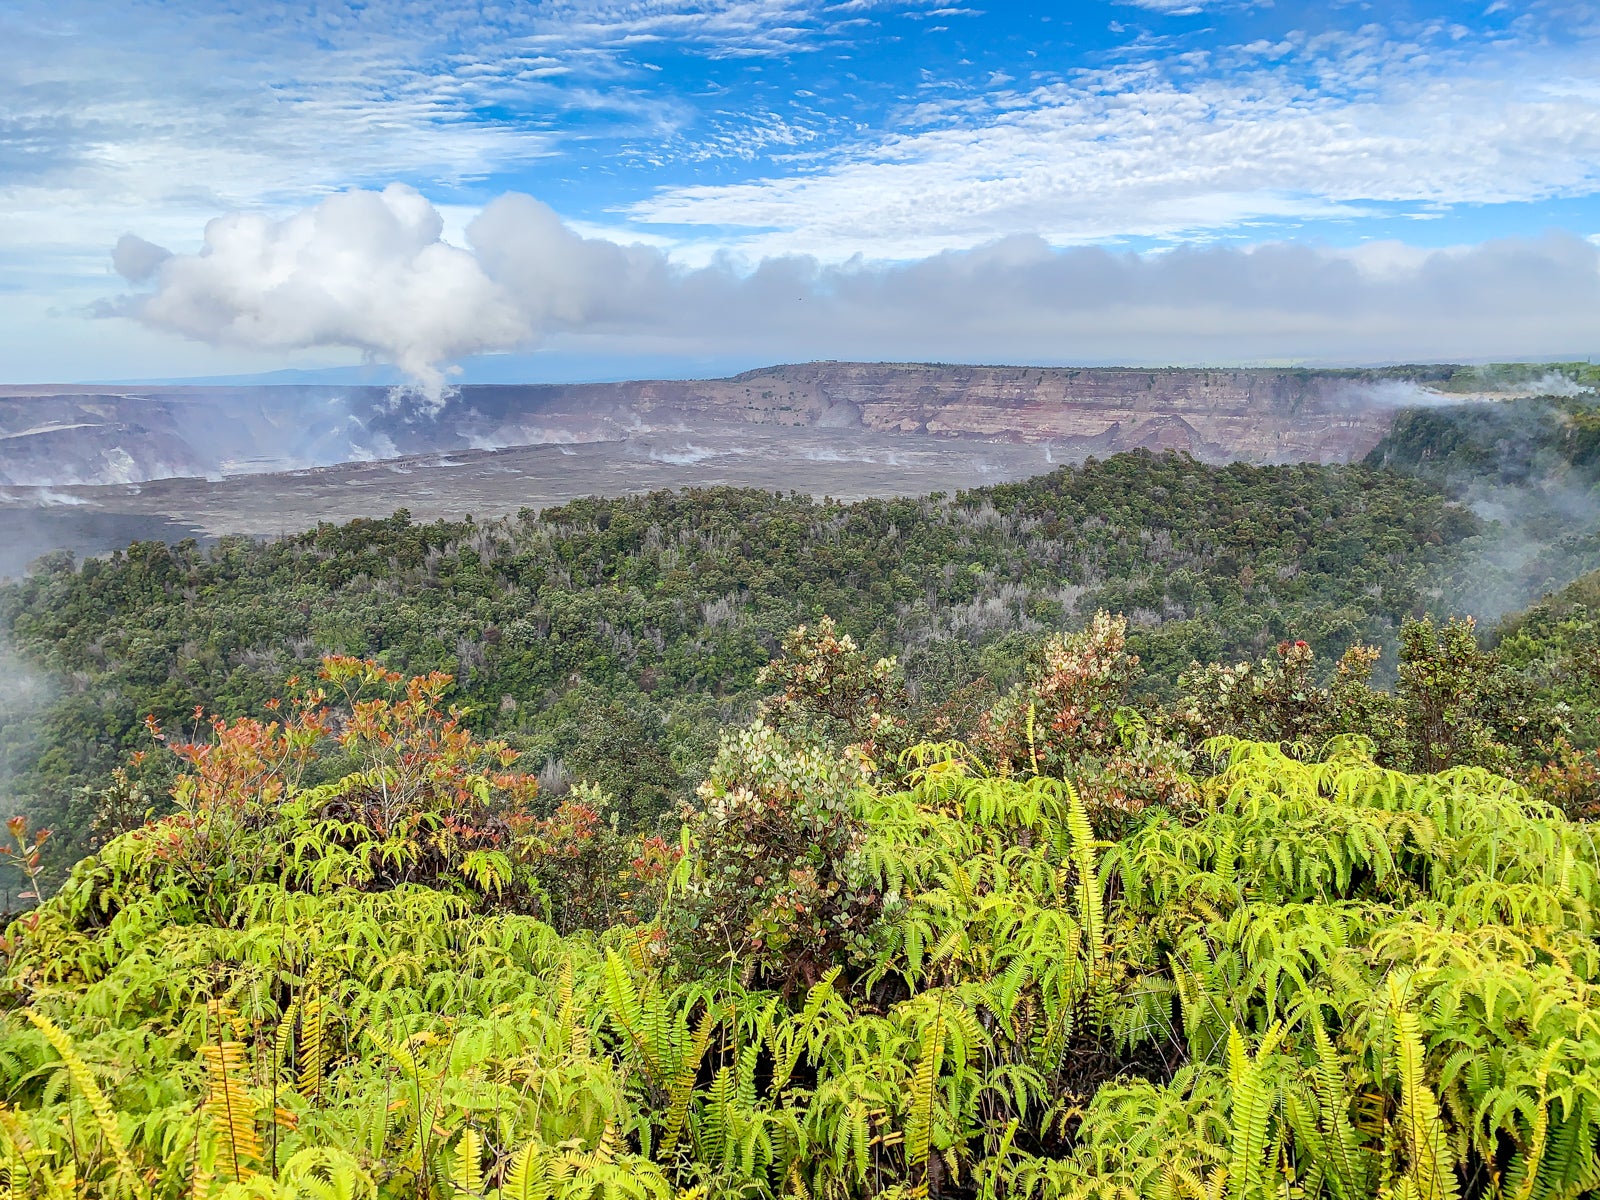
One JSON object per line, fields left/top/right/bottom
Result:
{"left": 5, "top": 358, "right": 1594, "bottom": 489}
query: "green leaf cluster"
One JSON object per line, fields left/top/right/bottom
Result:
{"left": 3, "top": 675, "right": 1599, "bottom": 1199}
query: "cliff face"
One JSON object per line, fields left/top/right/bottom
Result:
{"left": 463, "top": 363, "right": 1396, "bottom": 467}
{"left": 0, "top": 364, "right": 1400, "bottom": 487}
{"left": 0, "top": 386, "right": 393, "bottom": 486}
{"left": 639, "top": 364, "right": 1393, "bottom": 462}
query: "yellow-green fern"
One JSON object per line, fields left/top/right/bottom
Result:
{"left": 23, "top": 1011, "right": 141, "bottom": 1192}
{"left": 1387, "top": 978, "right": 1459, "bottom": 1200}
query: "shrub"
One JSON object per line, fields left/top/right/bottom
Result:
{"left": 978, "top": 611, "right": 1197, "bottom": 829}
{"left": 756, "top": 616, "right": 911, "bottom": 763}
{"left": 667, "top": 720, "right": 882, "bottom": 989}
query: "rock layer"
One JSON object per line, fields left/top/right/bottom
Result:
{"left": 0, "top": 363, "right": 1402, "bottom": 487}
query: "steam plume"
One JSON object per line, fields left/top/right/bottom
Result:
{"left": 112, "top": 186, "right": 528, "bottom": 401}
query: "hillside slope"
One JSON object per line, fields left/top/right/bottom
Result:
{"left": 0, "top": 452, "right": 1472, "bottom": 872}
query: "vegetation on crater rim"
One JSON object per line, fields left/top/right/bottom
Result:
{"left": 2, "top": 629, "right": 1598, "bottom": 1198}
{"left": 6, "top": 401, "right": 1600, "bottom": 1196}
{"left": 0, "top": 450, "right": 1482, "bottom": 874}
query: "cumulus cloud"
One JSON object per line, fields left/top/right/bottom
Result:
{"left": 111, "top": 234, "right": 170, "bottom": 285}
{"left": 112, "top": 186, "right": 529, "bottom": 400}
{"left": 109, "top": 188, "right": 1600, "bottom": 394}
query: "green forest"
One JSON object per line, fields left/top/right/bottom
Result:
{"left": 7, "top": 393, "right": 1600, "bottom": 1198}
{"left": 0, "top": 450, "right": 1482, "bottom": 874}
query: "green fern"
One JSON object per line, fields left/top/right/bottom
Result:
{"left": 22, "top": 1010, "right": 142, "bottom": 1193}
{"left": 1388, "top": 978, "right": 1460, "bottom": 1200}
{"left": 452, "top": 1126, "right": 484, "bottom": 1194}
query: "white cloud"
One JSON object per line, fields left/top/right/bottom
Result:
{"left": 1116, "top": 0, "right": 1267, "bottom": 11}
{"left": 13, "top": 2, "right": 1600, "bottom": 384}
{"left": 7, "top": 2, "right": 1599, "bottom": 280}
{"left": 0, "top": 0, "right": 937, "bottom": 332}
{"left": 0, "top": 0, "right": 886, "bottom": 236}
{"left": 513, "top": 0, "right": 889, "bottom": 58}
{"left": 109, "top": 187, "right": 1600, "bottom": 396}
{"left": 108, "top": 186, "right": 529, "bottom": 400}
{"left": 627, "top": 33, "right": 1600, "bottom": 258}
{"left": 1119, "top": 1, "right": 1207, "bottom": 12}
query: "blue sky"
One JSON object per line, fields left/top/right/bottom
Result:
{"left": 4, "top": 0, "right": 1600, "bottom": 383}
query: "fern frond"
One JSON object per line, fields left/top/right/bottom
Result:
{"left": 1066, "top": 782, "right": 1106, "bottom": 967}
{"left": 660, "top": 1005, "right": 717, "bottom": 1158}
{"left": 298, "top": 992, "right": 326, "bottom": 1101}
{"left": 499, "top": 1141, "right": 545, "bottom": 1200}
{"left": 452, "top": 1126, "right": 484, "bottom": 1194}
{"left": 1387, "top": 979, "right": 1459, "bottom": 1200}
{"left": 23, "top": 1010, "right": 141, "bottom": 1189}
{"left": 905, "top": 1001, "right": 948, "bottom": 1198}
{"left": 1226, "top": 1024, "right": 1275, "bottom": 1200}
{"left": 200, "top": 1021, "right": 262, "bottom": 1183}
